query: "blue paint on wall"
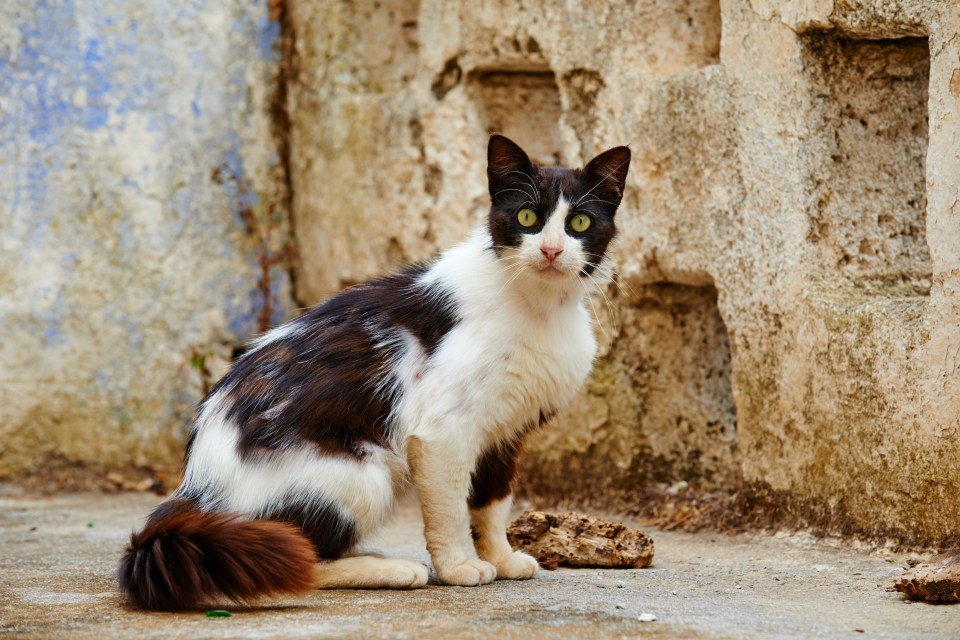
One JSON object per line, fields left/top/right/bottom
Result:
{"left": 40, "top": 289, "right": 68, "bottom": 348}
{"left": 3, "top": 0, "right": 292, "bottom": 353}
{"left": 9, "top": 0, "right": 111, "bottom": 145}
{"left": 256, "top": 11, "right": 282, "bottom": 64}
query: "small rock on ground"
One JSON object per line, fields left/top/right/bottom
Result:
{"left": 894, "top": 552, "right": 960, "bottom": 603}
{"left": 507, "top": 510, "right": 654, "bottom": 570}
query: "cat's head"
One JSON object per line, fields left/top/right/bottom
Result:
{"left": 486, "top": 135, "right": 630, "bottom": 287}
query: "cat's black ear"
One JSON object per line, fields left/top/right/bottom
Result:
{"left": 487, "top": 135, "right": 535, "bottom": 199}
{"left": 582, "top": 146, "right": 631, "bottom": 207}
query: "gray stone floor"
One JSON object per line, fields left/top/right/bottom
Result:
{"left": 1, "top": 487, "right": 957, "bottom": 639}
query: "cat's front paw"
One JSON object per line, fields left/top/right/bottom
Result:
{"left": 436, "top": 558, "right": 497, "bottom": 586}
{"left": 494, "top": 551, "right": 539, "bottom": 580}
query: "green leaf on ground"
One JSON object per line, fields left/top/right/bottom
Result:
{"left": 205, "top": 610, "right": 233, "bottom": 618}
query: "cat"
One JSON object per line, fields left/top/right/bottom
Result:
{"left": 118, "top": 134, "right": 630, "bottom": 610}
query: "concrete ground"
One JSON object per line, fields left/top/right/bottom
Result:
{"left": 0, "top": 487, "right": 956, "bottom": 640}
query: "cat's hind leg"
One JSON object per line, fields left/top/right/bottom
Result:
{"left": 471, "top": 494, "right": 539, "bottom": 580}
{"left": 466, "top": 433, "right": 539, "bottom": 580}
{"left": 314, "top": 556, "right": 429, "bottom": 589}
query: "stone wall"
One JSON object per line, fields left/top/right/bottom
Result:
{"left": 3, "top": 0, "right": 958, "bottom": 544}
{"left": 0, "top": 1, "right": 294, "bottom": 478}
{"left": 287, "top": 0, "right": 960, "bottom": 543}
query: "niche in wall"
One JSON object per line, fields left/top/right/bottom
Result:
{"left": 626, "top": 282, "right": 738, "bottom": 486}
{"left": 469, "top": 70, "right": 563, "bottom": 166}
{"left": 804, "top": 36, "right": 930, "bottom": 287}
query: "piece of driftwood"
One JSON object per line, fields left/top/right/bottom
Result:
{"left": 894, "top": 553, "right": 960, "bottom": 603}
{"left": 506, "top": 510, "right": 654, "bottom": 570}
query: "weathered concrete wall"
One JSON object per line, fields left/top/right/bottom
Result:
{"left": 288, "top": 0, "right": 960, "bottom": 542}
{"left": 0, "top": 1, "right": 294, "bottom": 477}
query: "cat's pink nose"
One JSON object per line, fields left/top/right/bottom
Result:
{"left": 541, "top": 246, "right": 563, "bottom": 262}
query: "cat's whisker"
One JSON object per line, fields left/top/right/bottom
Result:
{"left": 580, "top": 268, "right": 619, "bottom": 335}
{"left": 584, "top": 265, "right": 618, "bottom": 313}
{"left": 577, "top": 277, "right": 609, "bottom": 338}
{"left": 495, "top": 268, "right": 528, "bottom": 299}
{"left": 493, "top": 187, "right": 539, "bottom": 205}
{"left": 592, "top": 258, "right": 636, "bottom": 300}
{"left": 511, "top": 201, "right": 537, "bottom": 215}
{"left": 494, "top": 258, "right": 532, "bottom": 297}
{"left": 573, "top": 158, "right": 630, "bottom": 209}
{"left": 613, "top": 271, "right": 637, "bottom": 298}
{"left": 495, "top": 252, "right": 525, "bottom": 268}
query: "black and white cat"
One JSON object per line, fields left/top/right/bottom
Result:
{"left": 118, "top": 135, "right": 630, "bottom": 610}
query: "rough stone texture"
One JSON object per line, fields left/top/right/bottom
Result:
{"left": 507, "top": 510, "right": 655, "bottom": 570}
{"left": 287, "top": 0, "right": 960, "bottom": 544}
{"left": 0, "top": 2, "right": 294, "bottom": 477}
{"left": 894, "top": 552, "right": 960, "bottom": 603}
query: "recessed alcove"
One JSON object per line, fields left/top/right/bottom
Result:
{"left": 521, "top": 281, "right": 739, "bottom": 507}
{"left": 803, "top": 36, "right": 930, "bottom": 287}
{"left": 468, "top": 70, "right": 563, "bottom": 166}
{"left": 669, "top": 0, "right": 722, "bottom": 70}
{"left": 632, "top": 0, "right": 721, "bottom": 74}
{"left": 625, "top": 282, "right": 738, "bottom": 486}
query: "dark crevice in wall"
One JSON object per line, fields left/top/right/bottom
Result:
{"left": 432, "top": 56, "right": 462, "bottom": 100}
{"left": 699, "top": 0, "right": 722, "bottom": 68}
{"left": 268, "top": 0, "right": 304, "bottom": 309}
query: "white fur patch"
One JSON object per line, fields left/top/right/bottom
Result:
{"left": 245, "top": 321, "right": 304, "bottom": 354}
{"left": 182, "top": 390, "right": 401, "bottom": 540}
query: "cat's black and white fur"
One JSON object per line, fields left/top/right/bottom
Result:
{"left": 118, "top": 135, "right": 631, "bottom": 610}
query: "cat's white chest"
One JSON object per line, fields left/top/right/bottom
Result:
{"left": 492, "top": 308, "right": 595, "bottom": 418}
{"left": 400, "top": 230, "right": 602, "bottom": 449}
{"left": 404, "top": 299, "right": 596, "bottom": 449}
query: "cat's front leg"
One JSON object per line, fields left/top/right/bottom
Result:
{"left": 408, "top": 436, "right": 497, "bottom": 586}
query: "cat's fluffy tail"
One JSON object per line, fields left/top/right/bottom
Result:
{"left": 118, "top": 498, "right": 319, "bottom": 610}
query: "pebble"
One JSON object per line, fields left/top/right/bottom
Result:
{"left": 666, "top": 480, "right": 688, "bottom": 496}
{"left": 616, "top": 580, "right": 625, "bottom": 588}
{"left": 671, "top": 590, "right": 678, "bottom": 596}
{"left": 615, "top": 603, "right": 626, "bottom": 610}
{"left": 638, "top": 613, "right": 658, "bottom": 622}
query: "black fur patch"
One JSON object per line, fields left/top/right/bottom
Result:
{"left": 205, "top": 265, "right": 459, "bottom": 459}
{"left": 259, "top": 494, "right": 358, "bottom": 559}
{"left": 469, "top": 437, "right": 523, "bottom": 510}
{"left": 468, "top": 410, "right": 553, "bottom": 509}
{"left": 486, "top": 135, "right": 630, "bottom": 275}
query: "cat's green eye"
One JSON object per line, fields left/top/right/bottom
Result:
{"left": 569, "top": 213, "right": 591, "bottom": 232}
{"left": 517, "top": 208, "right": 538, "bottom": 227}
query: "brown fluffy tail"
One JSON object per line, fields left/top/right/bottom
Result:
{"left": 118, "top": 498, "right": 319, "bottom": 610}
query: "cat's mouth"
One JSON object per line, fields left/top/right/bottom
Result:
{"left": 536, "top": 262, "right": 568, "bottom": 277}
